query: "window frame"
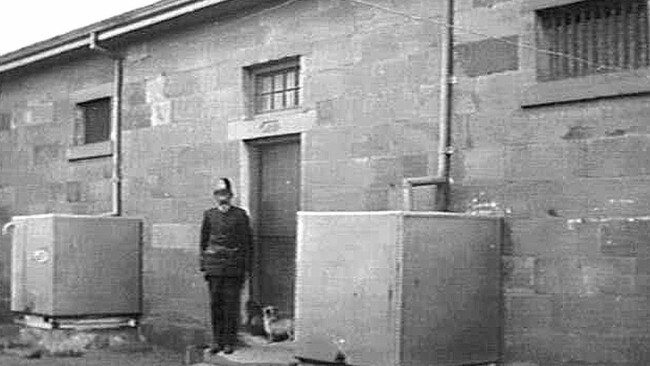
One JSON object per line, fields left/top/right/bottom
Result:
{"left": 66, "top": 88, "right": 113, "bottom": 161}
{"left": 522, "top": 0, "right": 650, "bottom": 107}
{"left": 523, "top": 0, "right": 596, "bottom": 12}
{"left": 245, "top": 56, "right": 301, "bottom": 118}
{"left": 76, "top": 97, "right": 112, "bottom": 146}
{"left": 534, "top": 0, "right": 650, "bottom": 82}
{"left": 254, "top": 67, "right": 301, "bottom": 114}
{"left": 0, "top": 112, "right": 11, "bottom": 131}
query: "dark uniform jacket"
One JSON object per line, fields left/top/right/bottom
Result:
{"left": 200, "top": 206, "right": 252, "bottom": 278}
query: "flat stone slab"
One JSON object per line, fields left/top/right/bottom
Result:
{"left": 202, "top": 334, "right": 296, "bottom": 366}
{"left": 0, "top": 348, "right": 183, "bottom": 366}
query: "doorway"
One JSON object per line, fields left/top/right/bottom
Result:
{"left": 248, "top": 135, "right": 300, "bottom": 318}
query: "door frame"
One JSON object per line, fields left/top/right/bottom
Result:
{"left": 241, "top": 133, "right": 301, "bottom": 307}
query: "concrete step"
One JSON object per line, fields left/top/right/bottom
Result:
{"left": 191, "top": 334, "right": 297, "bottom": 366}
{"left": 20, "top": 326, "right": 150, "bottom": 351}
{"left": 0, "top": 324, "right": 152, "bottom": 358}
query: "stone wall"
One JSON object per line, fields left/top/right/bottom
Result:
{"left": 0, "top": 0, "right": 649, "bottom": 363}
{"left": 0, "top": 0, "right": 444, "bottom": 352}
{"left": 453, "top": 1, "right": 650, "bottom": 364}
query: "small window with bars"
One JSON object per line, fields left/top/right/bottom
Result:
{"left": 0, "top": 113, "right": 11, "bottom": 131}
{"left": 536, "top": 0, "right": 650, "bottom": 81}
{"left": 251, "top": 58, "right": 300, "bottom": 114}
{"left": 74, "top": 98, "right": 111, "bottom": 145}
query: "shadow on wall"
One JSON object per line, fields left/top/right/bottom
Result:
{"left": 0, "top": 206, "right": 12, "bottom": 322}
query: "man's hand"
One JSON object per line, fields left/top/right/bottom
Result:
{"left": 199, "top": 257, "right": 206, "bottom": 272}
{"left": 205, "top": 244, "right": 239, "bottom": 254}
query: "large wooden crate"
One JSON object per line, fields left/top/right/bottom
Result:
{"left": 295, "top": 211, "right": 503, "bottom": 366}
{"left": 9, "top": 214, "right": 142, "bottom": 318}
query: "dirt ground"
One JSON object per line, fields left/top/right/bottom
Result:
{"left": 0, "top": 347, "right": 184, "bottom": 366}
{"left": 0, "top": 325, "right": 297, "bottom": 366}
{"left": 0, "top": 334, "right": 297, "bottom": 366}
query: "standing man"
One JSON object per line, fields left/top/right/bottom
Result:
{"left": 200, "top": 178, "right": 252, "bottom": 354}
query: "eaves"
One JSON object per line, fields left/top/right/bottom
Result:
{"left": 0, "top": 0, "right": 265, "bottom": 74}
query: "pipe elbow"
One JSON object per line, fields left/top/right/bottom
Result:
{"left": 2, "top": 221, "right": 15, "bottom": 236}
{"left": 88, "top": 32, "right": 122, "bottom": 60}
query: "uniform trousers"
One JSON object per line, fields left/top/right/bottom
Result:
{"left": 206, "top": 276, "right": 242, "bottom": 346}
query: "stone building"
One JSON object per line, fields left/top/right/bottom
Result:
{"left": 0, "top": 0, "right": 649, "bottom": 365}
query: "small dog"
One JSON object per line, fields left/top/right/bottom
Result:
{"left": 245, "top": 300, "right": 266, "bottom": 336}
{"left": 262, "top": 306, "right": 294, "bottom": 343}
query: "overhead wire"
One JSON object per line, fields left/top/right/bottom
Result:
{"left": 345, "top": 0, "right": 631, "bottom": 75}
{"left": 212, "top": 0, "right": 302, "bottom": 28}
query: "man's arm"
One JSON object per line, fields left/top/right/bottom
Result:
{"left": 200, "top": 211, "right": 211, "bottom": 251}
{"left": 199, "top": 211, "right": 210, "bottom": 271}
{"left": 240, "top": 211, "right": 253, "bottom": 276}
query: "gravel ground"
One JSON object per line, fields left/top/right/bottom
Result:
{"left": 0, "top": 347, "right": 183, "bottom": 366}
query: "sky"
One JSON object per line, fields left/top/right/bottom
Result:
{"left": 0, "top": 1, "right": 161, "bottom": 55}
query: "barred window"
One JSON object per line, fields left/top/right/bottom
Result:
{"left": 536, "top": 0, "right": 650, "bottom": 81}
{"left": 74, "top": 98, "right": 111, "bottom": 145}
{"left": 0, "top": 113, "right": 11, "bottom": 131}
{"left": 251, "top": 58, "right": 300, "bottom": 114}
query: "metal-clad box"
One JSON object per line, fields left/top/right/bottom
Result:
{"left": 295, "top": 211, "right": 503, "bottom": 366}
{"left": 10, "top": 214, "right": 142, "bottom": 317}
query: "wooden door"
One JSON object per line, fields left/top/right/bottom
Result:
{"left": 255, "top": 139, "right": 300, "bottom": 317}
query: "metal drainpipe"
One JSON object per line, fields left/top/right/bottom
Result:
{"left": 436, "top": 0, "right": 454, "bottom": 211}
{"left": 89, "top": 33, "right": 123, "bottom": 217}
{"left": 403, "top": 0, "right": 454, "bottom": 212}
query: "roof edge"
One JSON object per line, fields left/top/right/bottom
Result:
{"left": 0, "top": 0, "right": 232, "bottom": 74}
